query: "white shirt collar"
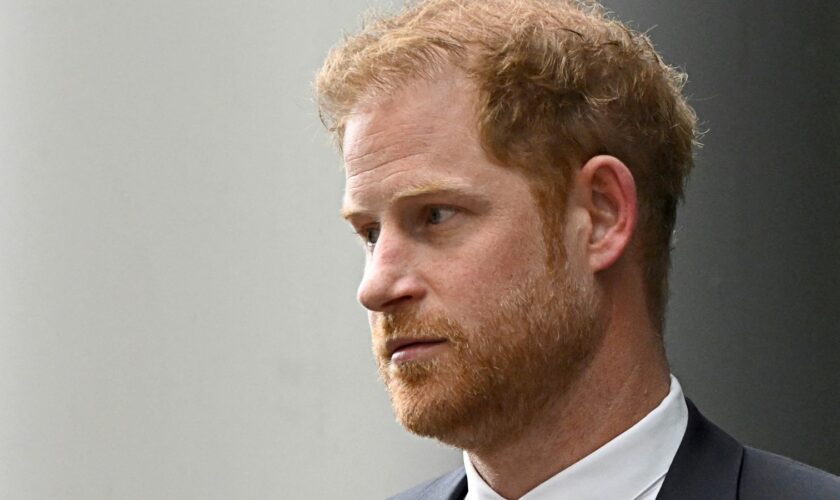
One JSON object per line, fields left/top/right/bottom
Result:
{"left": 464, "top": 375, "right": 688, "bottom": 500}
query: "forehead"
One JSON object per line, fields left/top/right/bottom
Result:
{"left": 342, "top": 73, "right": 479, "bottom": 179}
{"left": 341, "top": 72, "right": 498, "bottom": 213}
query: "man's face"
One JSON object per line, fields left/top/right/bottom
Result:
{"left": 341, "top": 72, "right": 604, "bottom": 451}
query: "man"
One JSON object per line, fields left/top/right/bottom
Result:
{"left": 315, "top": 0, "right": 840, "bottom": 498}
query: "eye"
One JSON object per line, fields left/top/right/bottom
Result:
{"left": 427, "top": 206, "right": 457, "bottom": 225}
{"left": 362, "top": 226, "right": 380, "bottom": 246}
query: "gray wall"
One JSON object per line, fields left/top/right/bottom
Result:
{"left": 0, "top": 0, "right": 836, "bottom": 498}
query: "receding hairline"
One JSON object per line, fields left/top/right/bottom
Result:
{"left": 335, "top": 61, "right": 480, "bottom": 154}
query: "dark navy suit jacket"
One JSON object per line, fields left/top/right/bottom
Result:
{"left": 389, "top": 400, "right": 840, "bottom": 499}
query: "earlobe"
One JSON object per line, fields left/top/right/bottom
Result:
{"left": 578, "top": 155, "right": 638, "bottom": 272}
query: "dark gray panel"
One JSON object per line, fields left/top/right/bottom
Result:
{"left": 607, "top": 0, "right": 840, "bottom": 474}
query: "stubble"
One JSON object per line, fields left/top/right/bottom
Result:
{"left": 372, "top": 264, "right": 605, "bottom": 453}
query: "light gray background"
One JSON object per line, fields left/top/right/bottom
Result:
{"left": 0, "top": 1, "right": 837, "bottom": 498}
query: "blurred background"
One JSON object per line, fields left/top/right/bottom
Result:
{"left": 0, "top": 0, "right": 837, "bottom": 498}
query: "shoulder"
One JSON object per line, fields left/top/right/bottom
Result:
{"left": 658, "top": 398, "right": 840, "bottom": 500}
{"left": 388, "top": 467, "right": 467, "bottom": 500}
{"left": 739, "top": 447, "right": 840, "bottom": 500}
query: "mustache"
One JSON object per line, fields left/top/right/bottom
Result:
{"left": 372, "top": 312, "right": 465, "bottom": 357}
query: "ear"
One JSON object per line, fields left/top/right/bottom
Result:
{"left": 571, "top": 155, "right": 638, "bottom": 272}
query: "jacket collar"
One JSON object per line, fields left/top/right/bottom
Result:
{"left": 655, "top": 398, "right": 744, "bottom": 500}
{"left": 398, "top": 398, "right": 744, "bottom": 500}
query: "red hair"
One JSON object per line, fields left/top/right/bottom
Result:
{"left": 316, "top": 0, "right": 698, "bottom": 329}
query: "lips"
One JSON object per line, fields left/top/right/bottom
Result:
{"left": 386, "top": 338, "right": 448, "bottom": 360}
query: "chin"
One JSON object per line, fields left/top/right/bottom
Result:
{"left": 376, "top": 270, "right": 606, "bottom": 451}
{"left": 385, "top": 359, "right": 473, "bottom": 443}
{"left": 385, "top": 357, "right": 530, "bottom": 451}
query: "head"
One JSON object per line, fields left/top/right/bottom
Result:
{"left": 317, "top": 0, "right": 696, "bottom": 450}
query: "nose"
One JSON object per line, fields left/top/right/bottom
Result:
{"left": 356, "top": 230, "right": 425, "bottom": 312}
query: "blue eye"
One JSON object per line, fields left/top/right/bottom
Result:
{"left": 428, "top": 206, "right": 456, "bottom": 225}
{"left": 364, "top": 227, "right": 380, "bottom": 245}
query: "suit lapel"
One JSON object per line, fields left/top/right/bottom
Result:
{"left": 443, "top": 470, "right": 468, "bottom": 500}
{"left": 429, "top": 468, "right": 467, "bottom": 500}
{"left": 390, "top": 467, "right": 467, "bottom": 500}
{"left": 656, "top": 399, "right": 744, "bottom": 500}
{"left": 401, "top": 399, "right": 744, "bottom": 500}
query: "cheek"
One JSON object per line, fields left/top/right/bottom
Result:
{"left": 433, "top": 233, "right": 545, "bottom": 311}
{"left": 481, "top": 218, "right": 547, "bottom": 279}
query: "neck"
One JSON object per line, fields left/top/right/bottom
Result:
{"left": 466, "top": 323, "right": 670, "bottom": 499}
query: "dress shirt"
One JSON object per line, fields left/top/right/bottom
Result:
{"left": 464, "top": 375, "right": 688, "bottom": 500}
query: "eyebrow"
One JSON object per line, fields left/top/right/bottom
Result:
{"left": 340, "top": 181, "right": 477, "bottom": 221}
